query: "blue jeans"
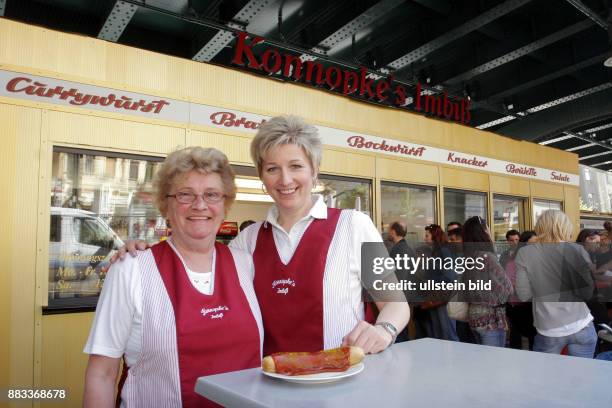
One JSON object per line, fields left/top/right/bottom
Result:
{"left": 533, "top": 322, "right": 597, "bottom": 358}
{"left": 472, "top": 327, "right": 506, "bottom": 347}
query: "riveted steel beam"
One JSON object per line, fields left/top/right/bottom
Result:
{"left": 479, "top": 52, "right": 610, "bottom": 104}
{"left": 193, "top": 0, "right": 273, "bottom": 62}
{"left": 496, "top": 84, "right": 612, "bottom": 140}
{"left": 565, "top": 0, "right": 607, "bottom": 30}
{"left": 580, "top": 151, "right": 612, "bottom": 160}
{"left": 98, "top": 1, "right": 138, "bottom": 42}
{"left": 388, "top": 0, "right": 532, "bottom": 70}
{"left": 297, "top": 0, "right": 404, "bottom": 62}
{"left": 445, "top": 19, "right": 594, "bottom": 86}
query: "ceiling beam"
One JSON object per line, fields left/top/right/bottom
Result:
{"left": 580, "top": 151, "right": 612, "bottom": 160}
{"left": 477, "top": 82, "right": 612, "bottom": 130}
{"left": 538, "top": 134, "right": 575, "bottom": 145}
{"left": 566, "top": 142, "right": 596, "bottom": 151}
{"left": 298, "top": 0, "right": 405, "bottom": 62}
{"left": 97, "top": 1, "right": 139, "bottom": 42}
{"left": 496, "top": 85, "right": 612, "bottom": 140}
{"left": 474, "top": 51, "right": 610, "bottom": 105}
{"left": 411, "top": 0, "right": 452, "bottom": 15}
{"left": 444, "top": 19, "right": 594, "bottom": 86}
{"left": 387, "top": 0, "right": 532, "bottom": 70}
{"left": 193, "top": 0, "right": 273, "bottom": 62}
{"left": 565, "top": 0, "right": 607, "bottom": 30}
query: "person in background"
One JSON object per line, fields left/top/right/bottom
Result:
{"left": 505, "top": 230, "right": 537, "bottom": 350}
{"left": 447, "top": 221, "right": 462, "bottom": 234}
{"left": 576, "top": 229, "right": 609, "bottom": 343}
{"left": 515, "top": 210, "right": 597, "bottom": 358}
{"left": 462, "top": 216, "right": 513, "bottom": 347}
{"left": 83, "top": 147, "right": 262, "bottom": 407}
{"left": 387, "top": 221, "right": 415, "bottom": 343}
{"left": 500, "top": 229, "right": 520, "bottom": 270}
{"left": 445, "top": 225, "right": 476, "bottom": 343}
{"left": 388, "top": 221, "right": 415, "bottom": 260}
{"left": 447, "top": 227, "right": 463, "bottom": 243}
{"left": 413, "top": 224, "right": 458, "bottom": 341}
{"left": 239, "top": 219, "right": 256, "bottom": 232}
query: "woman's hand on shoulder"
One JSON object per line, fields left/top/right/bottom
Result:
{"left": 109, "top": 240, "right": 151, "bottom": 264}
{"left": 342, "top": 321, "right": 392, "bottom": 354}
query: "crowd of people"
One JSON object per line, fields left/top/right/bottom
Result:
{"left": 386, "top": 213, "right": 612, "bottom": 359}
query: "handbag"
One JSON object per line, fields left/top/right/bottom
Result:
{"left": 447, "top": 301, "right": 469, "bottom": 321}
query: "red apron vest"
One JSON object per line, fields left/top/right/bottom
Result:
{"left": 253, "top": 208, "right": 341, "bottom": 355}
{"left": 152, "top": 241, "right": 261, "bottom": 407}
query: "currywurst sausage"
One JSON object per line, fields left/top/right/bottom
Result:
{"left": 262, "top": 346, "right": 365, "bottom": 375}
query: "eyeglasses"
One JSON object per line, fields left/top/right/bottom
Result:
{"left": 166, "top": 191, "right": 225, "bottom": 205}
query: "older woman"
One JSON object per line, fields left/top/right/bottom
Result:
{"left": 231, "top": 116, "right": 408, "bottom": 354}
{"left": 117, "top": 116, "right": 409, "bottom": 354}
{"left": 515, "top": 210, "right": 596, "bottom": 357}
{"left": 83, "top": 147, "right": 262, "bottom": 407}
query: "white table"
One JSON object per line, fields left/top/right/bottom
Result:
{"left": 195, "top": 338, "right": 612, "bottom": 407}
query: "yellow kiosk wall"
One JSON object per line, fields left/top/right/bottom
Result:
{"left": 0, "top": 19, "right": 579, "bottom": 407}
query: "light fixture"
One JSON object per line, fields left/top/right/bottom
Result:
{"left": 235, "top": 192, "right": 274, "bottom": 203}
{"left": 235, "top": 178, "right": 264, "bottom": 190}
{"left": 605, "top": 56, "right": 612, "bottom": 67}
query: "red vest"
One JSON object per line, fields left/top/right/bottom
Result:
{"left": 152, "top": 241, "right": 261, "bottom": 407}
{"left": 253, "top": 208, "right": 341, "bottom": 355}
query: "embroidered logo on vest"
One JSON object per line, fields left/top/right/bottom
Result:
{"left": 272, "top": 278, "right": 296, "bottom": 295}
{"left": 200, "top": 305, "right": 229, "bottom": 319}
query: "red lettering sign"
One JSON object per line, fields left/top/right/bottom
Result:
{"left": 209, "top": 111, "right": 264, "bottom": 130}
{"left": 5, "top": 76, "right": 170, "bottom": 114}
{"left": 230, "top": 32, "right": 468, "bottom": 123}
{"left": 446, "top": 152, "right": 488, "bottom": 168}
{"left": 505, "top": 163, "right": 537, "bottom": 176}
{"left": 550, "top": 171, "right": 570, "bottom": 182}
{"left": 346, "top": 135, "right": 426, "bottom": 157}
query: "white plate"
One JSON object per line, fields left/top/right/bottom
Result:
{"left": 262, "top": 362, "right": 364, "bottom": 384}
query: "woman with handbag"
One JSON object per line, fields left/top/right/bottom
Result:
{"left": 462, "top": 216, "right": 513, "bottom": 347}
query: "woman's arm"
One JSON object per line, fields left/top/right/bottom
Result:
{"left": 83, "top": 355, "right": 121, "bottom": 408}
{"left": 514, "top": 249, "right": 533, "bottom": 301}
{"left": 342, "top": 211, "right": 410, "bottom": 353}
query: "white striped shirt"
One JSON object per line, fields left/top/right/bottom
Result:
{"left": 230, "top": 195, "right": 383, "bottom": 349}
{"left": 83, "top": 245, "right": 263, "bottom": 367}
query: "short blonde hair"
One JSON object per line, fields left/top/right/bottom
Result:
{"left": 535, "top": 210, "right": 573, "bottom": 242}
{"left": 250, "top": 115, "right": 322, "bottom": 176}
{"left": 154, "top": 147, "right": 236, "bottom": 217}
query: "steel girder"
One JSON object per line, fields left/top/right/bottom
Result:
{"left": 192, "top": 0, "right": 272, "bottom": 62}
{"left": 98, "top": 1, "right": 139, "bottom": 42}
{"left": 444, "top": 19, "right": 594, "bottom": 86}
{"left": 387, "top": 0, "right": 532, "bottom": 70}
{"left": 496, "top": 84, "right": 612, "bottom": 141}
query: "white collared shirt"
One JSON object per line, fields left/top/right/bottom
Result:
{"left": 230, "top": 195, "right": 383, "bottom": 348}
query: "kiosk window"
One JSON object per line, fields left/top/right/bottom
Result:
{"left": 533, "top": 199, "right": 562, "bottom": 224}
{"left": 48, "top": 148, "right": 165, "bottom": 311}
{"left": 317, "top": 174, "right": 373, "bottom": 219}
{"left": 381, "top": 182, "right": 436, "bottom": 244}
{"left": 444, "top": 189, "right": 487, "bottom": 225}
{"left": 493, "top": 195, "right": 526, "bottom": 241}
